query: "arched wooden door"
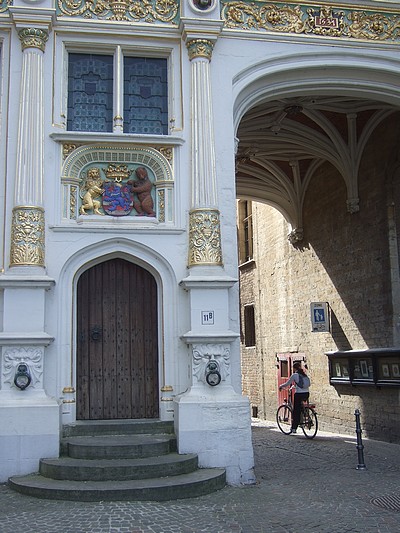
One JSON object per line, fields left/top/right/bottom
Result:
{"left": 76, "top": 258, "right": 159, "bottom": 420}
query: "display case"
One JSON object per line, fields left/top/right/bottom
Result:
{"left": 326, "top": 348, "right": 400, "bottom": 387}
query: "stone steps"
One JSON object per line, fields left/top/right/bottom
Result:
{"left": 66, "top": 434, "right": 176, "bottom": 459}
{"left": 8, "top": 469, "right": 227, "bottom": 502}
{"left": 39, "top": 453, "right": 199, "bottom": 481}
{"left": 8, "top": 420, "right": 226, "bottom": 501}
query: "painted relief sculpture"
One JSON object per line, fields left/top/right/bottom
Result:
{"left": 79, "top": 164, "right": 156, "bottom": 217}
{"left": 128, "top": 166, "right": 156, "bottom": 217}
{"left": 79, "top": 168, "right": 104, "bottom": 215}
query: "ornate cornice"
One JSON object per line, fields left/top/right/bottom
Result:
{"left": 188, "top": 208, "right": 223, "bottom": 266}
{"left": 221, "top": 1, "right": 400, "bottom": 43}
{"left": 18, "top": 28, "right": 49, "bottom": 52}
{"left": 187, "top": 38, "right": 215, "bottom": 60}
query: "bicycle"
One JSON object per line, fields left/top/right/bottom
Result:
{"left": 276, "top": 386, "right": 318, "bottom": 439}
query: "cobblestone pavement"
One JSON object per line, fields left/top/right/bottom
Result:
{"left": 1, "top": 420, "right": 400, "bottom": 533}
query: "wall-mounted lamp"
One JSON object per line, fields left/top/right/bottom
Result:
{"left": 14, "top": 363, "right": 31, "bottom": 390}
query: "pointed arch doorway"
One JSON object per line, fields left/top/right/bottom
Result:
{"left": 76, "top": 258, "right": 159, "bottom": 420}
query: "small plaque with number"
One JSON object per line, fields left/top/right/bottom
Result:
{"left": 202, "top": 311, "right": 214, "bottom": 325}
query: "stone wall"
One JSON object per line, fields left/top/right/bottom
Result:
{"left": 240, "top": 114, "right": 400, "bottom": 442}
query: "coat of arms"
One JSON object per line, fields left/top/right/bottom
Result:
{"left": 102, "top": 164, "right": 133, "bottom": 216}
{"left": 102, "top": 182, "right": 133, "bottom": 216}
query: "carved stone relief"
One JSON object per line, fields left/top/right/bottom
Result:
{"left": 2, "top": 347, "right": 44, "bottom": 390}
{"left": 192, "top": 343, "right": 230, "bottom": 384}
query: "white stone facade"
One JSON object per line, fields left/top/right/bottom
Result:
{"left": 1, "top": 0, "right": 400, "bottom": 482}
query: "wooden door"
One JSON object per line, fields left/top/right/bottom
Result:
{"left": 76, "top": 258, "right": 159, "bottom": 420}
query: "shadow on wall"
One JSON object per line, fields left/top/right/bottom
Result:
{"left": 330, "top": 310, "right": 352, "bottom": 351}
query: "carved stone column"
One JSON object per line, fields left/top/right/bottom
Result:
{"left": 10, "top": 28, "right": 48, "bottom": 268}
{"left": 186, "top": 39, "right": 222, "bottom": 267}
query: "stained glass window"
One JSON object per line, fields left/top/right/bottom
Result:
{"left": 124, "top": 57, "right": 168, "bottom": 135}
{"left": 67, "top": 54, "right": 168, "bottom": 135}
{"left": 67, "top": 54, "right": 113, "bottom": 132}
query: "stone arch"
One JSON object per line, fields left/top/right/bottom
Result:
{"left": 233, "top": 50, "right": 400, "bottom": 238}
{"left": 233, "top": 51, "right": 400, "bottom": 130}
{"left": 56, "top": 238, "right": 178, "bottom": 424}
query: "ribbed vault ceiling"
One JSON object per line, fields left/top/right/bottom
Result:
{"left": 235, "top": 96, "right": 397, "bottom": 242}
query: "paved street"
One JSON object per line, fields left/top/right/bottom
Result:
{"left": 1, "top": 420, "right": 399, "bottom": 533}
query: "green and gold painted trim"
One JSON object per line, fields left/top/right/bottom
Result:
{"left": 0, "top": 0, "right": 399, "bottom": 44}
{"left": 56, "top": 0, "right": 180, "bottom": 24}
{"left": 221, "top": 0, "right": 400, "bottom": 43}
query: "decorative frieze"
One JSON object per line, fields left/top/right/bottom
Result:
{"left": 221, "top": 1, "right": 400, "bottom": 43}
{"left": 56, "top": 0, "right": 179, "bottom": 24}
{"left": 188, "top": 209, "right": 223, "bottom": 266}
{"left": 10, "top": 207, "right": 45, "bottom": 267}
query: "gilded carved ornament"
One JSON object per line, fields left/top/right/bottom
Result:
{"left": 157, "top": 189, "right": 166, "bottom": 222}
{"left": 0, "top": 0, "right": 11, "bottom": 14}
{"left": 188, "top": 208, "right": 223, "bottom": 266}
{"left": 158, "top": 146, "right": 173, "bottom": 163}
{"left": 63, "top": 143, "right": 80, "bottom": 160}
{"left": 221, "top": 1, "right": 400, "bottom": 43}
{"left": 10, "top": 207, "right": 45, "bottom": 267}
{"left": 186, "top": 39, "right": 214, "bottom": 61}
{"left": 18, "top": 28, "right": 49, "bottom": 52}
{"left": 70, "top": 186, "right": 77, "bottom": 219}
{"left": 56, "top": 0, "right": 179, "bottom": 23}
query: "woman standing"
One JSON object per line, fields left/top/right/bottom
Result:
{"left": 279, "top": 362, "right": 311, "bottom": 434}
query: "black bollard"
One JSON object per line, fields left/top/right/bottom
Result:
{"left": 354, "top": 409, "right": 366, "bottom": 470}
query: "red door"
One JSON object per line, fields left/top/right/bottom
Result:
{"left": 76, "top": 258, "right": 159, "bottom": 420}
{"left": 276, "top": 353, "right": 306, "bottom": 406}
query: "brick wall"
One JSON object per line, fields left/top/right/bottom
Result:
{"left": 240, "top": 114, "right": 400, "bottom": 442}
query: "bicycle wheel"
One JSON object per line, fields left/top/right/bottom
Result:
{"left": 276, "top": 404, "right": 293, "bottom": 435}
{"left": 301, "top": 407, "right": 318, "bottom": 439}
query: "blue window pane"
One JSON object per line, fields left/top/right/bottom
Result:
{"left": 68, "top": 54, "right": 113, "bottom": 132}
{"left": 124, "top": 57, "right": 168, "bottom": 135}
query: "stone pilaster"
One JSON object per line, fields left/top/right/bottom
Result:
{"left": 186, "top": 35, "right": 222, "bottom": 267}
{"left": 176, "top": 17, "right": 255, "bottom": 486}
{"left": 10, "top": 23, "right": 49, "bottom": 268}
{"left": 0, "top": 11, "right": 58, "bottom": 484}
